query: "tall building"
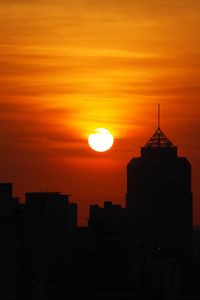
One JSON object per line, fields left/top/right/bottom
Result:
{"left": 0, "top": 183, "right": 12, "bottom": 214}
{"left": 126, "top": 124, "right": 193, "bottom": 272}
{"left": 0, "top": 183, "right": 25, "bottom": 300}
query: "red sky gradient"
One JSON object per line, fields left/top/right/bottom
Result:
{"left": 0, "top": 0, "right": 200, "bottom": 225}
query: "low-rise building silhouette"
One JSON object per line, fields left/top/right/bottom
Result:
{"left": 88, "top": 201, "right": 127, "bottom": 231}
{"left": 25, "top": 192, "right": 77, "bottom": 299}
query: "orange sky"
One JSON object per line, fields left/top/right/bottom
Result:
{"left": 0, "top": 0, "right": 200, "bottom": 225}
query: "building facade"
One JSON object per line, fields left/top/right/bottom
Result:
{"left": 126, "top": 127, "right": 193, "bottom": 273}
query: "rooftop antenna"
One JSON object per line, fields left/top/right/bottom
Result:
{"left": 158, "top": 103, "right": 160, "bottom": 129}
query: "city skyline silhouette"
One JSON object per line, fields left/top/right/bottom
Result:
{"left": 1, "top": 1, "right": 200, "bottom": 299}
{"left": 1, "top": 123, "right": 200, "bottom": 299}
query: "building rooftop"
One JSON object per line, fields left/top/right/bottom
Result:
{"left": 144, "top": 127, "right": 174, "bottom": 148}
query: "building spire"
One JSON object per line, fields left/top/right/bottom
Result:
{"left": 143, "top": 104, "right": 174, "bottom": 148}
{"left": 158, "top": 103, "right": 160, "bottom": 129}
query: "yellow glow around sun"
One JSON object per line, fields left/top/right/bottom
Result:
{"left": 88, "top": 128, "right": 114, "bottom": 152}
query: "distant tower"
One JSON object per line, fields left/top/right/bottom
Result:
{"left": 126, "top": 107, "right": 193, "bottom": 270}
{"left": 0, "top": 183, "right": 13, "bottom": 214}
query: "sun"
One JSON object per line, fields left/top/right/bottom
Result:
{"left": 88, "top": 128, "right": 114, "bottom": 152}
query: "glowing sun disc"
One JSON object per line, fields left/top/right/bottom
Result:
{"left": 88, "top": 128, "right": 114, "bottom": 152}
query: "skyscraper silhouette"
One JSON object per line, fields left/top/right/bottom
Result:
{"left": 126, "top": 122, "right": 193, "bottom": 273}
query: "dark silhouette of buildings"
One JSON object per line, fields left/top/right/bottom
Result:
{"left": 0, "top": 183, "right": 25, "bottom": 299}
{"left": 88, "top": 201, "right": 127, "bottom": 230}
{"left": 126, "top": 126, "right": 193, "bottom": 274}
{"left": 0, "top": 187, "right": 77, "bottom": 300}
{"left": 0, "top": 121, "right": 199, "bottom": 299}
{"left": 24, "top": 192, "right": 77, "bottom": 299}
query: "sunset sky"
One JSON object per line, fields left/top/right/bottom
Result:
{"left": 0, "top": 0, "right": 200, "bottom": 225}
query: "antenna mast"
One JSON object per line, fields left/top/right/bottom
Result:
{"left": 158, "top": 103, "right": 160, "bottom": 128}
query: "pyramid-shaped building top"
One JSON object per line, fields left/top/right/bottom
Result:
{"left": 144, "top": 127, "right": 174, "bottom": 148}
